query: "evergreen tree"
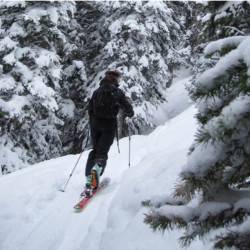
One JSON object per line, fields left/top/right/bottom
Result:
{"left": 0, "top": 1, "right": 86, "bottom": 174}
{"left": 199, "top": 1, "right": 250, "bottom": 43}
{"left": 190, "top": 1, "right": 250, "bottom": 77}
{"left": 77, "top": 0, "right": 190, "bottom": 135}
{"left": 144, "top": 35, "right": 250, "bottom": 249}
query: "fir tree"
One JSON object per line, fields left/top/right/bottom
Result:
{"left": 190, "top": 1, "right": 250, "bottom": 78}
{"left": 0, "top": 1, "right": 86, "bottom": 174}
{"left": 199, "top": 1, "right": 250, "bottom": 43}
{"left": 76, "top": 0, "right": 190, "bottom": 135}
{"left": 144, "top": 35, "right": 250, "bottom": 249}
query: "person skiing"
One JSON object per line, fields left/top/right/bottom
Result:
{"left": 84, "top": 69, "right": 134, "bottom": 197}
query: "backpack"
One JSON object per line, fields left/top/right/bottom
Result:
{"left": 92, "top": 85, "right": 120, "bottom": 119}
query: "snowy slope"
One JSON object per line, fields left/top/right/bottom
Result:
{"left": 0, "top": 104, "right": 213, "bottom": 250}
{"left": 153, "top": 67, "right": 192, "bottom": 125}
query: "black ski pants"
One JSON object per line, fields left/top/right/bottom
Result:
{"left": 85, "top": 119, "right": 116, "bottom": 177}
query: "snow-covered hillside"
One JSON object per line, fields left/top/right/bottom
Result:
{"left": 0, "top": 103, "right": 213, "bottom": 250}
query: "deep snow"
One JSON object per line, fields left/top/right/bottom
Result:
{"left": 0, "top": 74, "right": 213, "bottom": 250}
{"left": 0, "top": 105, "right": 213, "bottom": 250}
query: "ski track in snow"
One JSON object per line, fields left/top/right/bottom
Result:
{"left": 0, "top": 136, "right": 148, "bottom": 250}
{"left": 0, "top": 77, "right": 213, "bottom": 250}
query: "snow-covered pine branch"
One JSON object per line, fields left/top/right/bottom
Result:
{"left": 145, "top": 35, "right": 250, "bottom": 249}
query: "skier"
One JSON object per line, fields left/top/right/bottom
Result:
{"left": 84, "top": 69, "right": 134, "bottom": 197}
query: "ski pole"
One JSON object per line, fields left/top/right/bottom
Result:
{"left": 59, "top": 127, "right": 90, "bottom": 192}
{"left": 116, "top": 121, "right": 120, "bottom": 154}
{"left": 116, "top": 135, "right": 120, "bottom": 154}
{"left": 127, "top": 120, "right": 131, "bottom": 168}
{"left": 128, "top": 131, "right": 131, "bottom": 168}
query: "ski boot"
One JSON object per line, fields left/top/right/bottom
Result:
{"left": 91, "top": 164, "right": 103, "bottom": 191}
{"left": 82, "top": 175, "right": 93, "bottom": 197}
{"left": 82, "top": 165, "right": 102, "bottom": 197}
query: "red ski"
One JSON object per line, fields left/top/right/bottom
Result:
{"left": 74, "top": 177, "right": 110, "bottom": 212}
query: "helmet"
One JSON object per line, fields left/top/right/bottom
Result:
{"left": 105, "top": 70, "right": 121, "bottom": 78}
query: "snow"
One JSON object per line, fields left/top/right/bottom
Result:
{"left": 24, "top": 6, "right": 60, "bottom": 26}
{"left": 196, "top": 36, "right": 250, "bottom": 92}
{"left": 184, "top": 35, "right": 250, "bottom": 177}
{"left": 0, "top": 36, "right": 17, "bottom": 51}
{"left": 197, "top": 94, "right": 250, "bottom": 146}
{"left": 154, "top": 200, "right": 232, "bottom": 227}
{"left": 182, "top": 140, "right": 225, "bottom": 177}
{"left": 120, "top": 67, "right": 192, "bottom": 129}
{"left": 198, "top": 49, "right": 241, "bottom": 90}
{"left": 138, "top": 55, "right": 149, "bottom": 68}
{"left": 28, "top": 75, "right": 58, "bottom": 111}
{"left": 201, "top": 13, "right": 212, "bottom": 23}
{"left": 0, "top": 1, "right": 26, "bottom": 8}
{"left": 3, "top": 51, "right": 16, "bottom": 65}
{"left": 204, "top": 36, "right": 245, "bottom": 56}
{"left": 35, "top": 50, "right": 60, "bottom": 68}
{"left": 0, "top": 75, "right": 16, "bottom": 91}
{"left": 8, "top": 22, "right": 25, "bottom": 38}
{"left": 58, "top": 99, "right": 75, "bottom": 119}
{"left": 0, "top": 136, "right": 27, "bottom": 174}
{"left": 109, "top": 19, "right": 122, "bottom": 35}
{"left": 214, "top": 11, "right": 228, "bottom": 22}
{"left": 145, "top": 20, "right": 159, "bottom": 33}
{"left": 199, "top": 202, "right": 231, "bottom": 220}
{"left": 73, "top": 60, "right": 84, "bottom": 69}
{"left": 152, "top": 67, "right": 192, "bottom": 125}
{"left": 157, "top": 204, "right": 195, "bottom": 222}
{"left": 232, "top": 217, "right": 250, "bottom": 233}
{"left": 219, "top": 1, "right": 243, "bottom": 12}
{"left": 124, "top": 15, "right": 146, "bottom": 34}
{"left": 241, "top": 37, "right": 250, "bottom": 69}
{"left": 234, "top": 198, "right": 250, "bottom": 212}
{"left": 14, "top": 61, "right": 33, "bottom": 84}
{"left": 0, "top": 95, "right": 29, "bottom": 117}
{"left": 0, "top": 106, "right": 210, "bottom": 250}
{"left": 220, "top": 95, "right": 250, "bottom": 129}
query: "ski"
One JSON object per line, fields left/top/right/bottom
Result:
{"left": 74, "top": 177, "right": 110, "bottom": 212}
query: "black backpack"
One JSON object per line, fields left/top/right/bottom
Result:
{"left": 92, "top": 85, "right": 120, "bottom": 119}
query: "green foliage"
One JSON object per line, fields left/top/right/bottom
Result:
{"left": 145, "top": 3, "right": 250, "bottom": 246}
{"left": 191, "top": 62, "right": 248, "bottom": 102}
{"left": 197, "top": 2, "right": 250, "bottom": 43}
{"left": 195, "top": 128, "right": 212, "bottom": 144}
{"left": 145, "top": 202, "right": 249, "bottom": 248}
{"left": 219, "top": 45, "right": 237, "bottom": 57}
{"left": 180, "top": 209, "right": 247, "bottom": 247}
{"left": 180, "top": 61, "right": 250, "bottom": 247}
{"left": 215, "top": 231, "right": 250, "bottom": 250}
{"left": 173, "top": 179, "right": 198, "bottom": 201}
{"left": 0, "top": 1, "right": 87, "bottom": 173}
{"left": 141, "top": 200, "right": 152, "bottom": 207}
{"left": 144, "top": 211, "right": 187, "bottom": 232}
{"left": 205, "top": 44, "right": 238, "bottom": 58}
{"left": 0, "top": 109, "right": 7, "bottom": 118}
{"left": 0, "top": 111, "right": 4, "bottom": 118}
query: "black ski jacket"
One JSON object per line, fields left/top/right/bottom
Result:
{"left": 88, "top": 78, "right": 134, "bottom": 130}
